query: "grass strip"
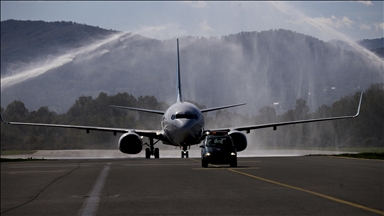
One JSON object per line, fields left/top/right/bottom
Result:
{"left": 1, "top": 158, "right": 47, "bottom": 163}
{"left": 334, "top": 152, "right": 384, "bottom": 160}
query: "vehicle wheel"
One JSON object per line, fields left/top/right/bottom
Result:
{"left": 145, "top": 148, "right": 151, "bottom": 159}
{"left": 186, "top": 151, "right": 189, "bottom": 158}
{"left": 181, "top": 151, "right": 184, "bottom": 158}
{"left": 230, "top": 157, "right": 237, "bottom": 167}
{"left": 154, "top": 148, "right": 159, "bottom": 159}
{"left": 202, "top": 159, "right": 208, "bottom": 168}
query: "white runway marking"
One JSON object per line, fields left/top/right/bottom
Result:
{"left": 79, "top": 162, "right": 111, "bottom": 216}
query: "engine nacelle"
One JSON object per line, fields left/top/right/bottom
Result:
{"left": 229, "top": 131, "right": 247, "bottom": 152}
{"left": 118, "top": 132, "right": 143, "bottom": 154}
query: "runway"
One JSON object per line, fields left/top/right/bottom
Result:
{"left": 1, "top": 156, "right": 383, "bottom": 215}
{"left": 1, "top": 149, "right": 358, "bottom": 159}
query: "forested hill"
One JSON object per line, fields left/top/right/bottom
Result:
{"left": 1, "top": 20, "right": 383, "bottom": 115}
{"left": 357, "top": 38, "right": 384, "bottom": 50}
{"left": 1, "top": 19, "right": 118, "bottom": 73}
{"left": 336, "top": 37, "right": 384, "bottom": 59}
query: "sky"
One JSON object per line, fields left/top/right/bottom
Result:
{"left": 1, "top": 1, "right": 383, "bottom": 42}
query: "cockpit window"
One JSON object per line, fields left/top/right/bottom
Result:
{"left": 206, "top": 137, "right": 233, "bottom": 147}
{"left": 171, "top": 114, "right": 198, "bottom": 120}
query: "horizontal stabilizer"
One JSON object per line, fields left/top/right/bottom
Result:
{"left": 201, "top": 103, "right": 247, "bottom": 113}
{"left": 110, "top": 105, "right": 165, "bottom": 115}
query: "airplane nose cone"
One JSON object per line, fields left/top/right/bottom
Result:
{"left": 168, "top": 119, "right": 203, "bottom": 145}
{"left": 175, "top": 119, "right": 194, "bottom": 129}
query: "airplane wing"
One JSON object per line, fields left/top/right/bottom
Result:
{"left": 0, "top": 114, "right": 165, "bottom": 140}
{"left": 207, "top": 93, "right": 363, "bottom": 133}
{"left": 111, "top": 103, "right": 247, "bottom": 114}
{"left": 110, "top": 105, "right": 165, "bottom": 115}
{"left": 201, "top": 103, "right": 247, "bottom": 113}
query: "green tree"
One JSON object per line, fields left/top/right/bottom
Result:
{"left": 258, "top": 106, "right": 276, "bottom": 123}
{"left": 67, "top": 96, "right": 93, "bottom": 117}
{"left": 294, "top": 98, "right": 309, "bottom": 120}
{"left": 5, "top": 100, "right": 29, "bottom": 121}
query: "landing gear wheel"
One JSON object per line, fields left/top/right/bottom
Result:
{"left": 145, "top": 148, "right": 151, "bottom": 159}
{"left": 181, "top": 145, "right": 189, "bottom": 158}
{"left": 154, "top": 148, "right": 160, "bottom": 159}
{"left": 181, "top": 151, "right": 189, "bottom": 158}
{"left": 144, "top": 138, "right": 160, "bottom": 159}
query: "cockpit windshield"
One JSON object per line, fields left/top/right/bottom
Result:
{"left": 171, "top": 114, "right": 198, "bottom": 120}
{"left": 206, "top": 136, "right": 233, "bottom": 147}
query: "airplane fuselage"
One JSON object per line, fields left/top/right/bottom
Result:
{"left": 162, "top": 102, "right": 205, "bottom": 147}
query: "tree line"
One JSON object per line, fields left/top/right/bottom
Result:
{"left": 1, "top": 83, "right": 383, "bottom": 151}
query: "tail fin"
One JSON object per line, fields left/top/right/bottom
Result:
{"left": 176, "top": 39, "right": 183, "bottom": 102}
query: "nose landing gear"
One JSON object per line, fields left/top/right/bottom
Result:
{"left": 181, "top": 150, "right": 189, "bottom": 158}
{"left": 145, "top": 138, "right": 160, "bottom": 159}
{"left": 181, "top": 145, "right": 189, "bottom": 158}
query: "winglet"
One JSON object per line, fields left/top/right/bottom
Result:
{"left": 0, "top": 113, "right": 9, "bottom": 124}
{"left": 353, "top": 92, "right": 363, "bottom": 118}
{"left": 176, "top": 39, "right": 182, "bottom": 102}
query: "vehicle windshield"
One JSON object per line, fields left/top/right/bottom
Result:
{"left": 206, "top": 136, "right": 233, "bottom": 147}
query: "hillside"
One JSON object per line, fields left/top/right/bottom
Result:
{"left": 1, "top": 20, "right": 383, "bottom": 115}
{"left": 1, "top": 19, "right": 118, "bottom": 75}
{"left": 357, "top": 38, "right": 384, "bottom": 50}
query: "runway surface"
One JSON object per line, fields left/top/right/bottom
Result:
{"left": 1, "top": 149, "right": 358, "bottom": 159}
{"left": 1, "top": 156, "right": 383, "bottom": 215}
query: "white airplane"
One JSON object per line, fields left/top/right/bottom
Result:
{"left": 1, "top": 39, "right": 363, "bottom": 159}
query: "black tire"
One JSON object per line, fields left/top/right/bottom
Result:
{"left": 145, "top": 148, "right": 151, "bottom": 159}
{"left": 230, "top": 157, "right": 237, "bottom": 167}
{"left": 202, "top": 159, "right": 208, "bottom": 168}
{"left": 154, "top": 148, "right": 159, "bottom": 159}
{"left": 186, "top": 151, "right": 189, "bottom": 158}
{"left": 181, "top": 151, "right": 184, "bottom": 158}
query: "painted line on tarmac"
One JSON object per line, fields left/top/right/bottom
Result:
{"left": 228, "top": 168, "right": 384, "bottom": 216}
{"left": 9, "top": 165, "right": 93, "bottom": 168}
{"left": 4, "top": 170, "right": 68, "bottom": 175}
{"left": 189, "top": 158, "right": 201, "bottom": 163}
{"left": 79, "top": 162, "right": 111, "bottom": 216}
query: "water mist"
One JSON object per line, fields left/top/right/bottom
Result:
{"left": 1, "top": 32, "right": 131, "bottom": 90}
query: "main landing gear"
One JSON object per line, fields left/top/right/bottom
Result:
{"left": 145, "top": 138, "right": 159, "bottom": 159}
{"left": 181, "top": 145, "right": 189, "bottom": 158}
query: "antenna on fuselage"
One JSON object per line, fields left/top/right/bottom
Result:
{"left": 176, "top": 39, "right": 183, "bottom": 103}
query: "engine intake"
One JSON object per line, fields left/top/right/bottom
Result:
{"left": 229, "top": 131, "right": 247, "bottom": 152}
{"left": 118, "top": 132, "right": 143, "bottom": 154}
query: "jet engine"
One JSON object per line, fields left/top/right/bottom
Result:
{"left": 228, "top": 131, "right": 247, "bottom": 152}
{"left": 118, "top": 132, "right": 143, "bottom": 154}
